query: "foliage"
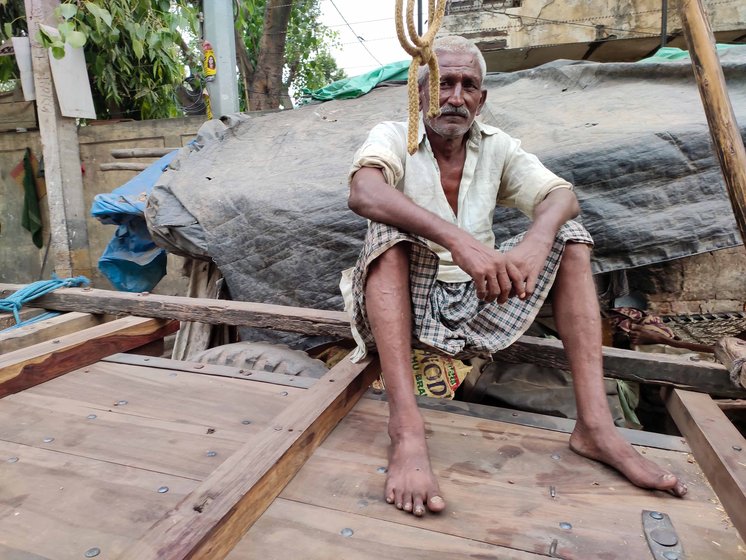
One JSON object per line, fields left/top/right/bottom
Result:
{"left": 0, "top": 0, "right": 27, "bottom": 87}
{"left": 46, "top": 1, "right": 199, "bottom": 119}
{"left": 235, "top": 0, "right": 345, "bottom": 107}
{"left": 0, "top": 0, "right": 344, "bottom": 116}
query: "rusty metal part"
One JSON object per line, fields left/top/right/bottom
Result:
{"left": 642, "top": 510, "right": 685, "bottom": 560}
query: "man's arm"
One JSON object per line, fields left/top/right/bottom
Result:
{"left": 349, "top": 166, "right": 525, "bottom": 303}
{"left": 504, "top": 188, "right": 580, "bottom": 297}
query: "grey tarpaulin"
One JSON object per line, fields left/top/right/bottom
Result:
{"left": 145, "top": 51, "right": 745, "bottom": 312}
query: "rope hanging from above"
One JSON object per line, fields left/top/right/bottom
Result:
{"left": 395, "top": 0, "right": 448, "bottom": 155}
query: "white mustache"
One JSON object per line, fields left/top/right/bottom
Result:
{"left": 439, "top": 104, "right": 469, "bottom": 117}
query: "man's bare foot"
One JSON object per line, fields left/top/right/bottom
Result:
{"left": 385, "top": 428, "right": 446, "bottom": 516}
{"left": 628, "top": 323, "right": 669, "bottom": 346}
{"left": 569, "top": 422, "right": 687, "bottom": 497}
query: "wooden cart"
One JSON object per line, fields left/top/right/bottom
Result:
{"left": 1, "top": 284, "right": 745, "bottom": 559}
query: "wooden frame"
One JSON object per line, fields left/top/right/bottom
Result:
{"left": 0, "top": 316, "right": 178, "bottom": 398}
{"left": 2, "top": 283, "right": 742, "bottom": 397}
{"left": 1, "top": 290, "right": 745, "bottom": 557}
{"left": 665, "top": 388, "right": 746, "bottom": 539}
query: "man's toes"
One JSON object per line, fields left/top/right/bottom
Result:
{"left": 427, "top": 494, "right": 446, "bottom": 513}
{"left": 413, "top": 495, "right": 425, "bottom": 517}
{"left": 670, "top": 479, "right": 688, "bottom": 497}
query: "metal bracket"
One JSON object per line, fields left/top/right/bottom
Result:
{"left": 642, "top": 510, "right": 686, "bottom": 560}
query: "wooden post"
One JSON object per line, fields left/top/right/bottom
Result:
{"left": 23, "top": 0, "right": 93, "bottom": 278}
{"left": 680, "top": 0, "right": 746, "bottom": 246}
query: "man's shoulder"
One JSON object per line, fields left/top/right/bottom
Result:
{"left": 369, "top": 120, "right": 408, "bottom": 135}
{"left": 475, "top": 120, "right": 509, "bottom": 139}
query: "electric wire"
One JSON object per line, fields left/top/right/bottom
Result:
{"left": 327, "top": 0, "right": 384, "bottom": 66}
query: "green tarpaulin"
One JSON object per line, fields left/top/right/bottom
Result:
{"left": 304, "top": 60, "right": 409, "bottom": 101}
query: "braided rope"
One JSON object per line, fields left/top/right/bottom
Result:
{"left": 0, "top": 276, "right": 89, "bottom": 327}
{"left": 395, "top": 0, "right": 447, "bottom": 154}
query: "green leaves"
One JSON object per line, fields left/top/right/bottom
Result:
{"left": 57, "top": 3, "right": 78, "bottom": 20}
{"left": 67, "top": 30, "right": 87, "bottom": 48}
{"left": 84, "top": 2, "right": 113, "bottom": 28}
{"left": 3, "top": 22, "right": 12, "bottom": 37}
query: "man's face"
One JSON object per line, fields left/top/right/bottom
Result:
{"left": 419, "top": 51, "right": 487, "bottom": 140}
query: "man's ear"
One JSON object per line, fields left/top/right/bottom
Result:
{"left": 475, "top": 89, "right": 487, "bottom": 116}
{"left": 418, "top": 86, "right": 426, "bottom": 112}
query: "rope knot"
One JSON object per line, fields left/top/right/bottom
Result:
{"left": 418, "top": 45, "right": 433, "bottom": 66}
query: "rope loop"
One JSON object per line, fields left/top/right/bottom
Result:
{"left": 0, "top": 275, "right": 90, "bottom": 328}
{"left": 395, "top": 0, "right": 447, "bottom": 154}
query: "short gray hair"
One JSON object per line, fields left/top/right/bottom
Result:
{"left": 417, "top": 35, "right": 486, "bottom": 86}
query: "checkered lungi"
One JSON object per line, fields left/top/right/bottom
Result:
{"left": 347, "top": 220, "right": 593, "bottom": 361}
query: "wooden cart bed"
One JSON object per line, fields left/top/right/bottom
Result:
{"left": 0, "top": 353, "right": 742, "bottom": 559}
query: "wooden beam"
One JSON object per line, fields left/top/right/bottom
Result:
{"left": 0, "top": 284, "right": 351, "bottom": 338}
{"left": 0, "top": 316, "right": 178, "bottom": 398}
{"left": 665, "top": 388, "right": 746, "bottom": 540}
{"left": 716, "top": 399, "right": 746, "bottom": 411}
{"left": 123, "top": 354, "right": 380, "bottom": 560}
{"left": 0, "top": 311, "right": 107, "bottom": 354}
{"left": 99, "top": 162, "right": 149, "bottom": 172}
{"left": 0, "top": 308, "right": 46, "bottom": 330}
{"left": 495, "top": 336, "right": 743, "bottom": 398}
{"left": 1, "top": 283, "right": 741, "bottom": 396}
{"left": 103, "top": 353, "right": 317, "bottom": 389}
{"left": 23, "top": 0, "right": 93, "bottom": 278}
{"left": 680, "top": 0, "right": 746, "bottom": 245}
{"left": 110, "top": 147, "right": 178, "bottom": 159}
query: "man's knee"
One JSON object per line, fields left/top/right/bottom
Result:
{"left": 368, "top": 242, "right": 410, "bottom": 275}
{"left": 559, "top": 242, "right": 592, "bottom": 271}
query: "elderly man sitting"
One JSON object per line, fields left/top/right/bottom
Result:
{"left": 341, "top": 35, "right": 686, "bottom": 517}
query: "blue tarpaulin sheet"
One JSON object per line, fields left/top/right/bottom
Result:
{"left": 91, "top": 151, "right": 178, "bottom": 292}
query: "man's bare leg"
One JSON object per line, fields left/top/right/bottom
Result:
{"left": 552, "top": 243, "right": 687, "bottom": 496}
{"left": 365, "top": 243, "right": 446, "bottom": 516}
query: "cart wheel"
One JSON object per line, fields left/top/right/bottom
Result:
{"left": 189, "top": 341, "right": 328, "bottom": 379}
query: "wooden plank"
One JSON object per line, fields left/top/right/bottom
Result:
{"left": 23, "top": 0, "right": 92, "bottom": 278}
{"left": 494, "top": 337, "right": 743, "bottom": 397}
{"left": 111, "top": 147, "right": 178, "bottom": 158}
{"left": 103, "top": 353, "right": 317, "bottom": 389}
{"left": 664, "top": 388, "right": 746, "bottom": 540}
{"left": 365, "top": 392, "right": 690, "bottom": 452}
{"left": 124, "top": 354, "right": 381, "bottom": 560}
{"left": 279, "top": 398, "right": 741, "bottom": 559}
{"left": 0, "top": 440, "right": 198, "bottom": 560}
{"left": 23, "top": 360, "right": 305, "bottom": 437}
{"left": 0, "top": 308, "right": 46, "bottom": 330}
{"left": 0, "top": 283, "right": 351, "bottom": 338}
{"left": 716, "top": 399, "right": 746, "bottom": 411}
{"left": 231, "top": 498, "right": 547, "bottom": 560}
{"left": 100, "top": 162, "right": 149, "bottom": 172}
{"left": 1, "top": 284, "right": 740, "bottom": 395}
{"left": 0, "top": 394, "right": 239, "bottom": 480}
{"left": 680, "top": 0, "right": 746, "bottom": 244}
{"left": 0, "top": 311, "right": 107, "bottom": 354}
{"left": 0, "top": 316, "right": 179, "bottom": 398}
{"left": 0, "top": 99, "right": 36, "bottom": 131}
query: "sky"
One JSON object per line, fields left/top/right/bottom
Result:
{"left": 319, "top": 0, "right": 422, "bottom": 77}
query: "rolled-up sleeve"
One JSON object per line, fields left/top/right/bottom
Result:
{"left": 349, "top": 122, "right": 407, "bottom": 188}
{"left": 497, "top": 136, "right": 573, "bottom": 218}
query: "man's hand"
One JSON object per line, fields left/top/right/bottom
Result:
{"left": 450, "top": 235, "right": 524, "bottom": 304}
{"left": 503, "top": 236, "right": 554, "bottom": 300}
{"left": 451, "top": 233, "right": 553, "bottom": 304}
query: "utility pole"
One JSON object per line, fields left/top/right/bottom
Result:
{"left": 23, "top": 0, "right": 92, "bottom": 279}
{"left": 418, "top": 0, "right": 423, "bottom": 36}
{"left": 203, "top": 1, "right": 240, "bottom": 117}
